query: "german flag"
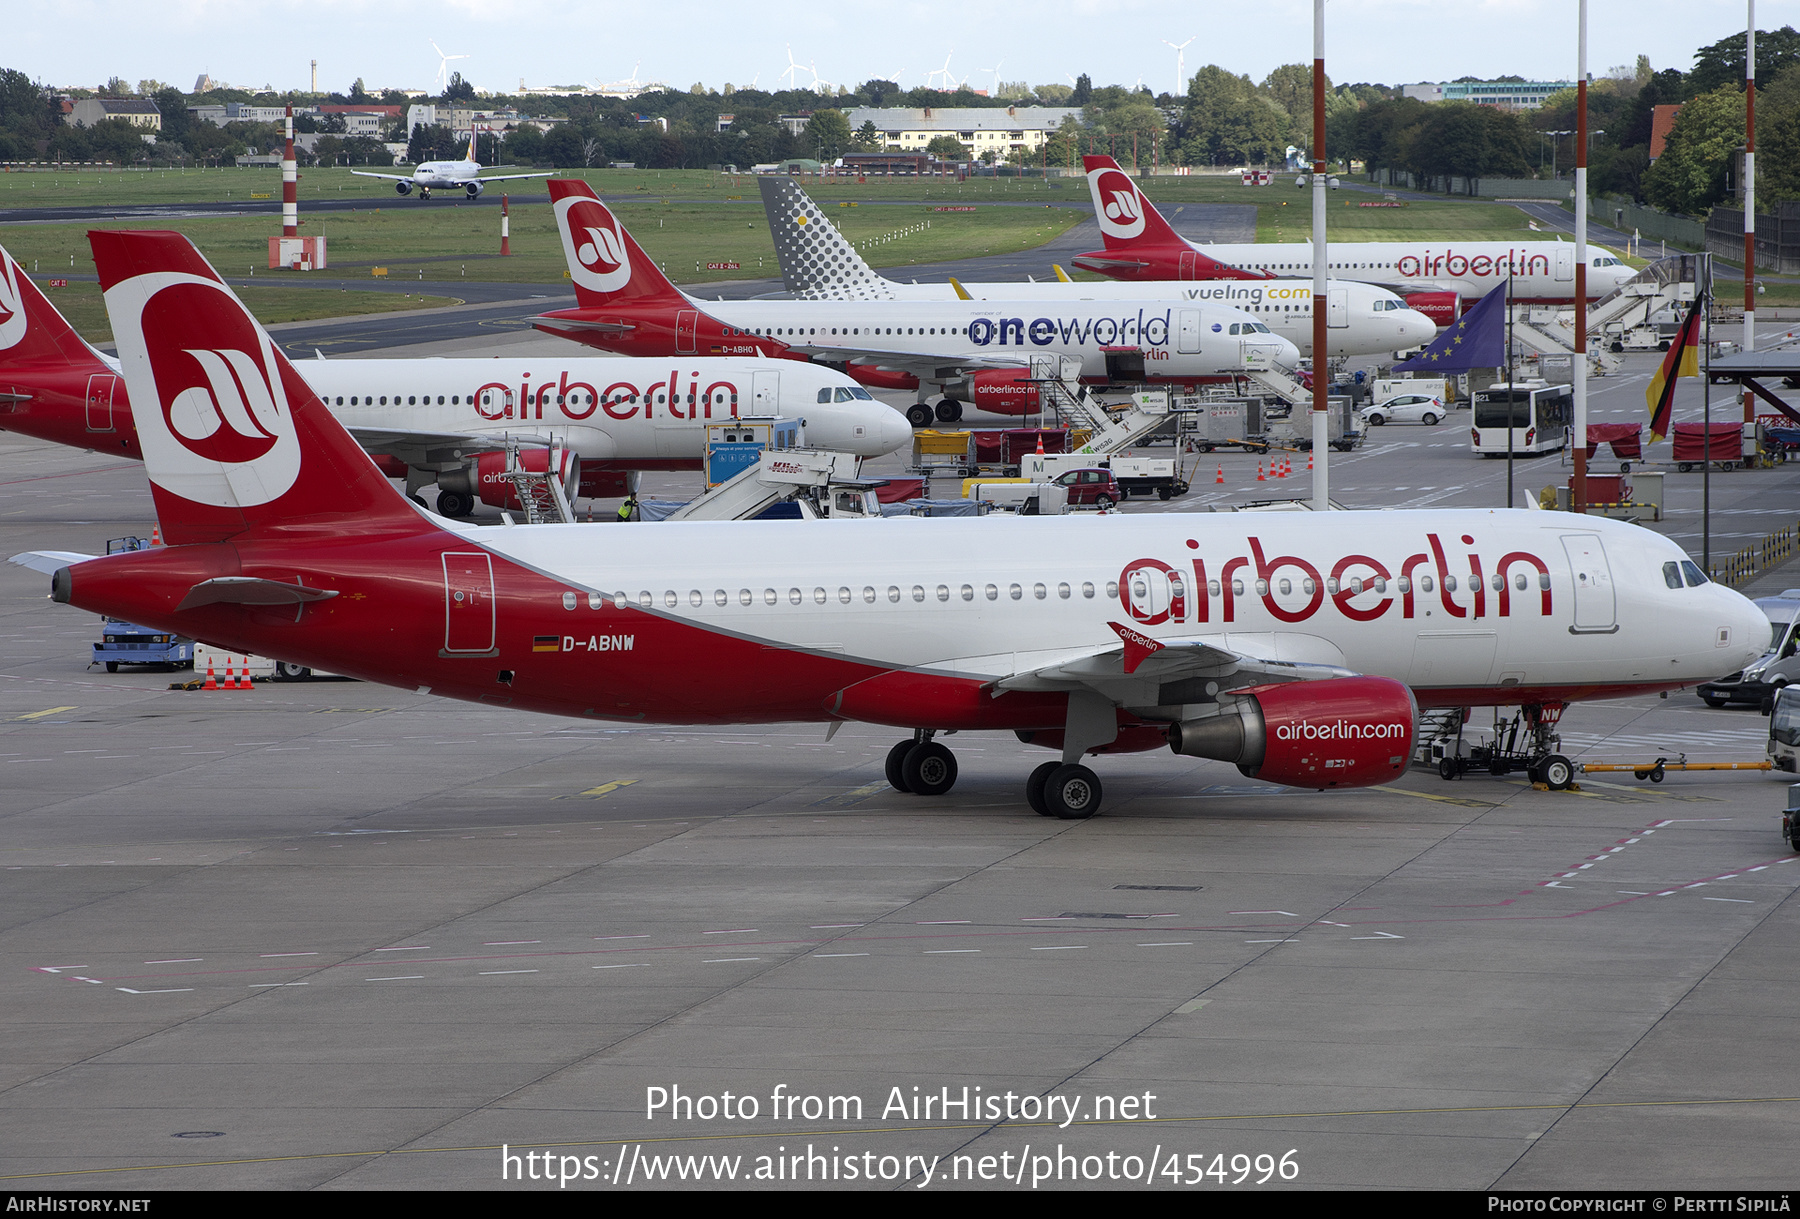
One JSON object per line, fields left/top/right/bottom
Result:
{"left": 532, "top": 635, "right": 562, "bottom": 653}
{"left": 1647, "top": 298, "right": 1703, "bottom": 444}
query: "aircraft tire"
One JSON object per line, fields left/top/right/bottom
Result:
{"left": 1026, "top": 761, "right": 1059, "bottom": 816}
{"left": 935, "top": 400, "right": 964, "bottom": 423}
{"left": 436, "top": 490, "right": 475, "bottom": 518}
{"left": 902, "top": 742, "right": 957, "bottom": 796}
{"left": 885, "top": 740, "right": 916, "bottom": 793}
{"left": 1044, "top": 764, "right": 1102, "bottom": 820}
{"left": 906, "top": 404, "right": 934, "bottom": 429}
{"left": 1540, "top": 754, "right": 1575, "bottom": 791}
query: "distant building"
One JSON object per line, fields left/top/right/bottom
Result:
{"left": 316, "top": 104, "right": 402, "bottom": 138}
{"left": 1401, "top": 80, "right": 1576, "bottom": 110}
{"left": 66, "top": 99, "right": 161, "bottom": 131}
{"left": 187, "top": 102, "right": 296, "bottom": 126}
{"left": 842, "top": 106, "right": 1079, "bottom": 157}
{"left": 1648, "top": 104, "right": 1683, "bottom": 161}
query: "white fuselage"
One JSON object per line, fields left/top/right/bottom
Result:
{"left": 93, "top": 353, "right": 908, "bottom": 462}
{"left": 472, "top": 509, "right": 1766, "bottom": 708}
{"left": 1189, "top": 241, "right": 1639, "bottom": 305}
{"left": 411, "top": 158, "right": 481, "bottom": 186}
{"left": 804, "top": 278, "right": 1437, "bottom": 358}
{"left": 685, "top": 297, "right": 1300, "bottom": 379}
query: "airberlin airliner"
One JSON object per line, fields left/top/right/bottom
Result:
{"left": 13, "top": 230, "right": 1765, "bottom": 819}
{"left": 0, "top": 243, "right": 907, "bottom": 517}
{"left": 1074, "top": 157, "right": 1639, "bottom": 324}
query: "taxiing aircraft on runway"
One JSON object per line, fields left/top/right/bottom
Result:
{"left": 351, "top": 134, "right": 552, "bottom": 200}
{"left": 0, "top": 243, "right": 906, "bottom": 515}
{"left": 11, "top": 230, "right": 1764, "bottom": 818}
{"left": 1074, "top": 157, "right": 1639, "bottom": 324}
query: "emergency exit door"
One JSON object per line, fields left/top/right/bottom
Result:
{"left": 442, "top": 552, "right": 498, "bottom": 656}
{"left": 85, "top": 374, "right": 117, "bottom": 433}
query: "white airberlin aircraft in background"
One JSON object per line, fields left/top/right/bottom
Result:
{"left": 13, "top": 229, "right": 1766, "bottom": 820}
{"left": 352, "top": 134, "right": 553, "bottom": 200}
{"left": 755, "top": 174, "right": 1439, "bottom": 359}
{"left": 0, "top": 243, "right": 907, "bottom": 516}
{"left": 1074, "top": 156, "right": 1639, "bottom": 323}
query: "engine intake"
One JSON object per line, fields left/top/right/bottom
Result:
{"left": 1169, "top": 675, "right": 1417, "bottom": 789}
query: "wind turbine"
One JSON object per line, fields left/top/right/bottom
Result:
{"left": 430, "top": 40, "right": 468, "bottom": 93}
{"left": 780, "top": 45, "right": 805, "bottom": 91}
{"left": 927, "top": 52, "right": 955, "bottom": 90}
{"left": 983, "top": 61, "right": 1004, "bottom": 96}
{"left": 1162, "top": 37, "right": 1195, "bottom": 96}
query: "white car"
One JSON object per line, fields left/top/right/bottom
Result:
{"left": 1360, "top": 394, "right": 1445, "bottom": 426}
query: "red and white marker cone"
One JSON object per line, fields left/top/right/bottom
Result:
{"left": 202, "top": 661, "right": 217, "bottom": 691}
{"left": 149, "top": 526, "right": 161, "bottom": 546}
{"left": 1256, "top": 461, "right": 1265, "bottom": 481}
{"left": 1215, "top": 465, "right": 1224, "bottom": 484}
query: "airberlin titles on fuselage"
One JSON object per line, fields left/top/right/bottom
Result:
{"left": 465, "top": 368, "right": 761, "bottom": 423}
{"left": 1116, "top": 532, "right": 1553, "bottom": 628}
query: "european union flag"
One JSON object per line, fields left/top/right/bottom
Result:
{"left": 1393, "top": 281, "right": 1506, "bottom": 372}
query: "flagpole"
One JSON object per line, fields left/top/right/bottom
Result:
{"left": 1703, "top": 255, "right": 1713, "bottom": 571}
{"left": 1310, "top": 0, "right": 1329, "bottom": 511}
{"left": 1573, "top": 0, "right": 1590, "bottom": 514}
{"left": 1507, "top": 269, "right": 1515, "bottom": 508}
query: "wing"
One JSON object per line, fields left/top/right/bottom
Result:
{"left": 350, "top": 171, "right": 414, "bottom": 182}
{"left": 788, "top": 341, "right": 1031, "bottom": 379}
{"left": 471, "top": 171, "right": 557, "bottom": 184}
{"left": 992, "top": 622, "right": 1354, "bottom": 706}
{"left": 343, "top": 425, "right": 553, "bottom": 468}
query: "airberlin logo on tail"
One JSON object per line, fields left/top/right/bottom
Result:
{"left": 1091, "top": 168, "right": 1146, "bottom": 240}
{"left": 106, "top": 271, "right": 301, "bottom": 507}
{"left": 0, "top": 251, "right": 27, "bottom": 352}
{"left": 556, "top": 196, "right": 632, "bottom": 294}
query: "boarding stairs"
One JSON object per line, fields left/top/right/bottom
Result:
{"left": 499, "top": 442, "right": 577, "bottom": 525}
{"left": 1029, "top": 354, "right": 1176, "bottom": 455}
{"left": 662, "top": 447, "right": 864, "bottom": 522}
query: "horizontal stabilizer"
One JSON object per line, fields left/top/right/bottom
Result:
{"left": 8, "top": 550, "right": 95, "bottom": 575}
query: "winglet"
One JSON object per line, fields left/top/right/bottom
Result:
{"left": 948, "top": 277, "right": 972, "bottom": 301}
{"left": 1053, "top": 264, "right": 1073, "bottom": 283}
{"left": 1108, "top": 621, "right": 1164, "bottom": 675}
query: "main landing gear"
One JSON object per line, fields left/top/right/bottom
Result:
{"left": 883, "top": 731, "right": 1106, "bottom": 820}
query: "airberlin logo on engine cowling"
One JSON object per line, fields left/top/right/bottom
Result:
{"left": 0, "top": 251, "right": 27, "bottom": 352}
{"left": 1091, "top": 168, "right": 1146, "bottom": 240}
{"left": 556, "top": 196, "right": 631, "bottom": 294}
{"left": 107, "top": 272, "right": 302, "bottom": 507}
{"left": 1276, "top": 718, "right": 1410, "bottom": 742}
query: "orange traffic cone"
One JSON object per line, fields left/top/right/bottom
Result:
{"left": 202, "top": 661, "right": 217, "bottom": 691}
{"left": 149, "top": 526, "right": 161, "bottom": 546}
{"left": 1274, "top": 460, "right": 1285, "bottom": 479}
{"left": 1035, "top": 433, "right": 1045, "bottom": 455}
{"left": 1256, "top": 461, "right": 1265, "bottom": 481}
{"left": 1307, "top": 450, "right": 1314, "bottom": 471}
{"left": 227, "top": 659, "right": 241, "bottom": 690}
{"left": 1215, "top": 465, "right": 1225, "bottom": 484}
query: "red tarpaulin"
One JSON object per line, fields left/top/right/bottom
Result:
{"left": 872, "top": 478, "right": 925, "bottom": 503}
{"left": 1581, "top": 422, "right": 1643, "bottom": 460}
{"left": 970, "top": 429, "right": 1070, "bottom": 463}
{"left": 1670, "top": 422, "right": 1742, "bottom": 463}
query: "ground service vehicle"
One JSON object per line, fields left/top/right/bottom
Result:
{"left": 1362, "top": 394, "right": 1446, "bottom": 426}
{"left": 1699, "top": 590, "right": 1800, "bottom": 710}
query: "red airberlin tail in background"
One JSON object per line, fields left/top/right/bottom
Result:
{"left": 1072, "top": 156, "right": 1272, "bottom": 283}
{"left": 89, "top": 229, "right": 431, "bottom": 545}
{"left": 0, "top": 244, "right": 112, "bottom": 373}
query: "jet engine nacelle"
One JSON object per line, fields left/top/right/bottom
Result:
{"left": 395, "top": 180, "right": 413, "bottom": 196}
{"left": 1404, "top": 291, "right": 1460, "bottom": 328}
{"left": 471, "top": 447, "right": 580, "bottom": 511}
{"left": 464, "top": 181, "right": 484, "bottom": 199}
{"left": 967, "top": 369, "right": 1040, "bottom": 416}
{"left": 1168, "top": 675, "right": 1416, "bottom": 789}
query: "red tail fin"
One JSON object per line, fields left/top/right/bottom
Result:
{"left": 548, "top": 179, "right": 689, "bottom": 311}
{"left": 0, "top": 244, "right": 110, "bottom": 373}
{"left": 1080, "top": 155, "right": 1187, "bottom": 251}
{"left": 89, "top": 230, "right": 431, "bottom": 546}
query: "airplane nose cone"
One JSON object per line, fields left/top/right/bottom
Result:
{"left": 1276, "top": 335, "right": 1301, "bottom": 365}
{"left": 1398, "top": 308, "right": 1437, "bottom": 347}
{"left": 871, "top": 407, "right": 912, "bottom": 456}
{"left": 1727, "top": 588, "right": 1772, "bottom": 667}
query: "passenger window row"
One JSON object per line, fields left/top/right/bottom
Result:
{"left": 567, "top": 583, "right": 1109, "bottom": 610}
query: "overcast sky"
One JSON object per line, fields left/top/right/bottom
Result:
{"left": 11, "top": 0, "right": 1792, "bottom": 98}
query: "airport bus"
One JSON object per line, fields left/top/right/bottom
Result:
{"left": 1470, "top": 383, "right": 1572, "bottom": 457}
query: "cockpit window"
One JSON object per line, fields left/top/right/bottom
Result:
{"left": 1681, "top": 561, "right": 1709, "bottom": 587}
{"left": 834, "top": 388, "right": 856, "bottom": 402}
{"left": 1662, "top": 561, "right": 1683, "bottom": 590}
{"left": 850, "top": 387, "right": 873, "bottom": 399}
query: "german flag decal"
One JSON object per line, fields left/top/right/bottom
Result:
{"left": 532, "top": 635, "right": 562, "bottom": 652}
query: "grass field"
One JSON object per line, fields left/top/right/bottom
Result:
{"left": 0, "top": 167, "right": 1603, "bottom": 342}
